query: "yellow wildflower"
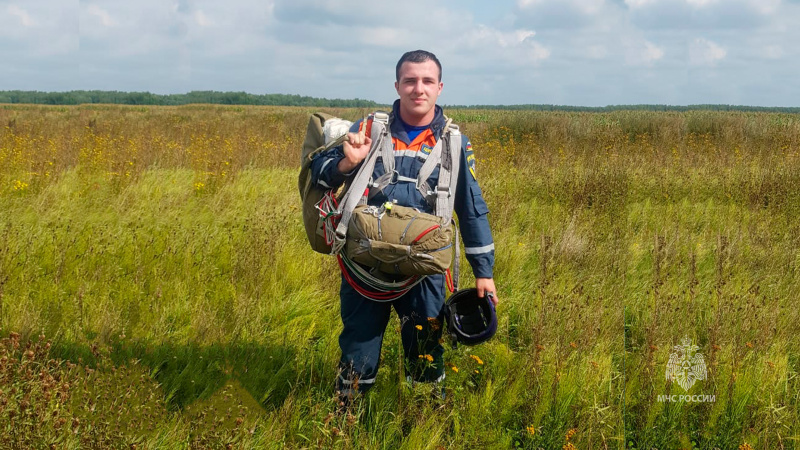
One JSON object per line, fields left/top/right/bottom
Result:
{"left": 451, "top": 366, "right": 458, "bottom": 373}
{"left": 470, "top": 354, "right": 484, "bottom": 365}
{"left": 415, "top": 325, "right": 423, "bottom": 331}
{"left": 565, "top": 428, "right": 577, "bottom": 441}
{"left": 526, "top": 424, "right": 536, "bottom": 436}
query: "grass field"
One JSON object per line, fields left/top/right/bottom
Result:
{"left": 0, "top": 104, "right": 798, "bottom": 449}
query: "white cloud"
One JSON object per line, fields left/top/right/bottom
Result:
{"left": 519, "top": 0, "right": 604, "bottom": 14}
{"left": 684, "top": 0, "right": 778, "bottom": 13}
{"left": 625, "top": 0, "right": 656, "bottom": 8}
{"left": 627, "top": 0, "right": 772, "bottom": 10}
{"left": 625, "top": 39, "right": 664, "bottom": 66}
{"left": 685, "top": 0, "right": 718, "bottom": 8}
{"left": 458, "top": 25, "right": 549, "bottom": 63}
{"left": 624, "top": 0, "right": 655, "bottom": 7}
{"left": 690, "top": 37, "right": 726, "bottom": 65}
{"left": 642, "top": 41, "right": 665, "bottom": 63}
{"left": 750, "top": 0, "right": 780, "bottom": 15}
{"left": 515, "top": 29, "right": 536, "bottom": 42}
{"left": 514, "top": 0, "right": 615, "bottom": 30}
{"left": 574, "top": 0, "right": 605, "bottom": 14}
{"left": 86, "top": 5, "right": 115, "bottom": 27}
{"left": 763, "top": 45, "right": 783, "bottom": 59}
{"left": 2, "top": 0, "right": 799, "bottom": 106}
{"left": 527, "top": 41, "right": 551, "bottom": 61}
{"left": 194, "top": 10, "right": 212, "bottom": 27}
{"left": 586, "top": 44, "right": 608, "bottom": 59}
{"left": 8, "top": 5, "right": 35, "bottom": 27}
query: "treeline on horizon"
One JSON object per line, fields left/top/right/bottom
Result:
{"left": 0, "top": 90, "right": 380, "bottom": 108}
{"left": 1, "top": 90, "right": 798, "bottom": 113}
{"left": 452, "top": 103, "right": 800, "bottom": 113}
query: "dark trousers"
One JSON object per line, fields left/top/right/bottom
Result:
{"left": 335, "top": 273, "right": 447, "bottom": 396}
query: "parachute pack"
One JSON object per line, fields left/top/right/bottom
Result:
{"left": 299, "top": 112, "right": 353, "bottom": 254}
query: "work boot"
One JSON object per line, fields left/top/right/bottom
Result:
{"left": 334, "top": 390, "right": 354, "bottom": 415}
{"left": 406, "top": 376, "right": 446, "bottom": 402}
{"left": 435, "top": 383, "right": 446, "bottom": 402}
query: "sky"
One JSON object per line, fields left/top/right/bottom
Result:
{"left": 1, "top": 0, "right": 798, "bottom": 107}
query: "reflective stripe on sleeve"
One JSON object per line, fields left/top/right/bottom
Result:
{"left": 320, "top": 158, "right": 332, "bottom": 172}
{"left": 464, "top": 243, "right": 495, "bottom": 255}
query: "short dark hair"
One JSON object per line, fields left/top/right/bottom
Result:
{"left": 396, "top": 50, "right": 442, "bottom": 82}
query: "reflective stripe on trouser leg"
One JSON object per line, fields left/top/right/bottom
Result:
{"left": 336, "top": 274, "right": 392, "bottom": 394}
{"left": 395, "top": 273, "right": 447, "bottom": 383}
{"left": 336, "top": 373, "right": 377, "bottom": 397}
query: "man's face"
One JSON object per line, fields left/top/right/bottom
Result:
{"left": 394, "top": 60, "right": 443, "bottom": 126}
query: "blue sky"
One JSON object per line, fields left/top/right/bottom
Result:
{"left": 1, "top": 0, "right": 798, "bottom": 106}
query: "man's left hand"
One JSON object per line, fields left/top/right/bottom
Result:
{"left": 476, "top": 278, "right": 498, "bottom": 305}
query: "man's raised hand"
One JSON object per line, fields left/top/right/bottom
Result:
{"left": 338, "top": 124, "right": 372, "bottom": 173}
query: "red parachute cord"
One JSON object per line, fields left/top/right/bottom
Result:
{"left": 337, "top": 255, "right": 410, "bottom": 301}
{"left": 445, "top": 269, "right": 455, "bottom": 293}
{"left": 410, "top": 225, "right": 440, "bottom": 244}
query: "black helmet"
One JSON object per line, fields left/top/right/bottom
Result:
{"left": 444, "top": 288, "right": 497, "bottom": 346}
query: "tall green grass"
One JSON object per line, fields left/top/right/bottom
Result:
{"left": 0, "top": 105, "right": 798, "bottom": 448}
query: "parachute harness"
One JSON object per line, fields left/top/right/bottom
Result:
{"left": 325, "top": 112, "right": 460, "bottom": 302}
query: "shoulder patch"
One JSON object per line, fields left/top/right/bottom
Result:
{"left": 467, "top": 153, "right": 477, "bottom": 180}
{"left": 420, "top": 144, "right": 433, "bottom": 156}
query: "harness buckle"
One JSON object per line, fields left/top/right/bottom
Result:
{"left": 332, "top": 231, "right": 347, "bottom": 255}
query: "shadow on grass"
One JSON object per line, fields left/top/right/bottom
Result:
{"left": 47, "top": 337, "right": 329, "bottom": 412}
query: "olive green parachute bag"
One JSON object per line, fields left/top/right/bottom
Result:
{"left": 345, "top": 202, "right": 454, "bottom": 276}
{"left": 298, "top": 112, "right": 353, "bottom": 254}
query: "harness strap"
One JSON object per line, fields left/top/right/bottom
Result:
{"left": 332, "top": 113, "right": 390, "bottom": 255}
{"left": 453, "top": 219, "right": 460, "bottom": 292}
{"left": 378, "top": 112, "right": 395, "bottom": 174}
{"left": 331, "top": 112, "right": 463, "bottom": 300}
{"left": 416, "top": 117, "right": 451, "bottom": 186}
{"left": 415, "top": 131, "right": 446, "bottom": 198}
{"left": 435, "top": 121, "right": 460, "bottom": 224}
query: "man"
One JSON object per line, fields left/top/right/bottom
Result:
{"left": 311, "top": 50, "right": 497, "bottom": 401}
